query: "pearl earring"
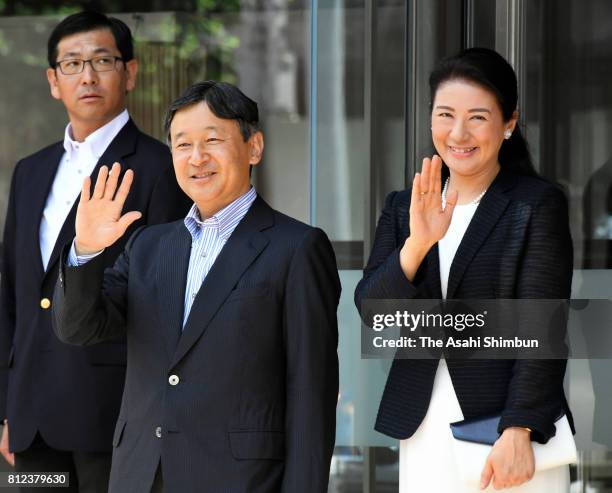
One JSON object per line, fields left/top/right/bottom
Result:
{"left": 504, "top": 130, "right": 512, "bottom": 140}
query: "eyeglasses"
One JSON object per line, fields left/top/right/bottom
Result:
{"left": 55, "top": 56, "right": 124, "bottom": 75}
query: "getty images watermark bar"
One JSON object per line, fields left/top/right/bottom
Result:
{"left": 360, "top": 299, "right": 612, "bottom": 359}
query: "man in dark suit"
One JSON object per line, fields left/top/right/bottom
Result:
{"left": 0, "top": 11, "right": 189, "bottom": 492}
{"left": 52, "top": 81, "right": 340, "bottom": 493}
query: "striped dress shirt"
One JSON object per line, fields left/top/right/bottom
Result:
{"left": 181, "top": 187, "right": 257, "bottom": 327}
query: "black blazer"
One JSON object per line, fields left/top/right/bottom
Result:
{"left": 0, "top": 119, "right": 190, "bottom": 453}
{"left": 52, "top": 196, "right": 340, "bottom": 493}
{"left": 355, "top": 170, "right": 574, "bottom": 444}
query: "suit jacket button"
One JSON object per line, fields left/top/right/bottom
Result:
{"left": 155, "top": 426, "right": 162, "bottom": 438}
{"left": 168, "top": 375, "right": 179, "bottom": 386}
{"left": 40, "top": 298, "right": 51, "bottom": 310}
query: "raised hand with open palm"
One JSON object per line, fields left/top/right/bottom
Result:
{"left": 75, "top": 162, "right": 142, "bottom": 255}
{"left": 399, "top": 155, "right": 458, "bottom": 281}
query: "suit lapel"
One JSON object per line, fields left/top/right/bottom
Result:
{"left": 29, "top": 143, "right": 65, "bottom": 279}
{"left": 170, "top": 197, "right": 273, "bottom": 368}
{"left": 157, "top": 222, "right": 192, "bottom": 355}
{"left": 424, "top": 244, "right": 442, "bottom": 299}
{"left": 445, "top": 170, "right": 515, "bottom": 299}
{"left": 43, "top": 120, "right": 139, "bottom": 280}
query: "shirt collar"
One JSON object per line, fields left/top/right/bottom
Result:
{"left": 184, "top": 187, "right": 257, "bottom": 240}
{"left": 63, "top": 109, "right": 130, "bottom": 161}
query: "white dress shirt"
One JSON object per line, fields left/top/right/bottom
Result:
{"left": 39, "top": 109, "right": 129, "bottom": 270}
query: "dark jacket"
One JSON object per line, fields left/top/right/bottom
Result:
{"left": 355, "top": 170, "right": 574, "bottom": 443}
{"left": 0, "top": 119, "right": 190, "bottom": 452}
{"left": 53, "top": 196, "right": 340, "bottom": 493}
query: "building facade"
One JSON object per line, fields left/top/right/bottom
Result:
{"left": 1, "top": 0, "right": 611, "bottom": 491}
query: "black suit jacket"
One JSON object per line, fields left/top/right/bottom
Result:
{"left": 355, "top": 170, "right": 574, "bottom": 443}
{"left": 0, "top": 119, "right": 190, "bottom": 453}
{"left": 52, "top": 196, "right": 340, "bottom": 493}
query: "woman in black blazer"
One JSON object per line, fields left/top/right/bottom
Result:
{"left": 355, "top": 48, "right": 573, "bottom": 492}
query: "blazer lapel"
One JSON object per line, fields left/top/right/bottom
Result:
{"left": 43, "top": 120, "right": 139, "bottom": 280}
{"left": 424, "top": 244, "right": 443, "bottom": 299}
{"left": 170, "top": 197, "right": 273, "bottom": 368}
{"left": 157, "top": 222, "right": 192, "bottom": 355}
{"left": 445, "top": 171, "right": 515, "bottom": 299}
{"left": 30, "top": 143, "right": 65, "bottom": 278}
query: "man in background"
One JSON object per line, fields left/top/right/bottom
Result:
{"left": 0, "top": 11, "right": 189, "bottom": 492}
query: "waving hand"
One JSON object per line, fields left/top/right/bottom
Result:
{"left": 74, "top": 162, "right": 142, "bottom": 255}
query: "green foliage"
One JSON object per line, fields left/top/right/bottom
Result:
{"left": 0, "top": 2, "right": 242, "bottom": 80}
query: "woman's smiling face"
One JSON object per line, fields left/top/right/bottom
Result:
{"left": 431, "top": 79, "right": 517, "bottom": 178}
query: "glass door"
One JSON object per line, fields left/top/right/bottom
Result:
{"left": 468, "top": 0, "right": 612, "bottom": 490}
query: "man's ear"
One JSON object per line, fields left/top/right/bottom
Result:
{"left": 46, "top": 67, "right": 61, "bottom": 100}
{"left": 248, "top": 131, "right": 264, "bottom": 166}
{"left": 125, "top": 59, "right": 138, "bottom": 93}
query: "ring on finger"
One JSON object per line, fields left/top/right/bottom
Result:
{"left": 420, "top": 191, "right": 429, "bottom": 195}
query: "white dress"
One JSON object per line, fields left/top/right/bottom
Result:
{"left": 398, "top": 202, "right": 570, "bottom": 492}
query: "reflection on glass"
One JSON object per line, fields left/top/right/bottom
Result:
{"left": 523, "top": 0, "right": 612, "bottom": 490}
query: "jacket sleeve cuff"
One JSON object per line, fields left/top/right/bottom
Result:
{"left": 498, "top": 412, "right": 556, "bottom": 444}
{"left": 385, "top": 247, "right": 419, "bottom": 296}
{"left": 382, "top": 248, "right": 423, "bottom": 298}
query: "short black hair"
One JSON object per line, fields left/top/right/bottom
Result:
{"left": 48, "top": 11, "right": 134, "bottom": 68}
{"left": 164, "top": 81, "right": 260, "bottom": 144}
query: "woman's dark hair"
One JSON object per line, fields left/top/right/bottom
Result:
{"left": 163, "top": 81, "right": 260, "bottom": 144}
{"left": 47, "top": 11, "right": 134, "bottom": 67}
{"left": 429, "top": 47, "right": 537, "bottom": 177}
